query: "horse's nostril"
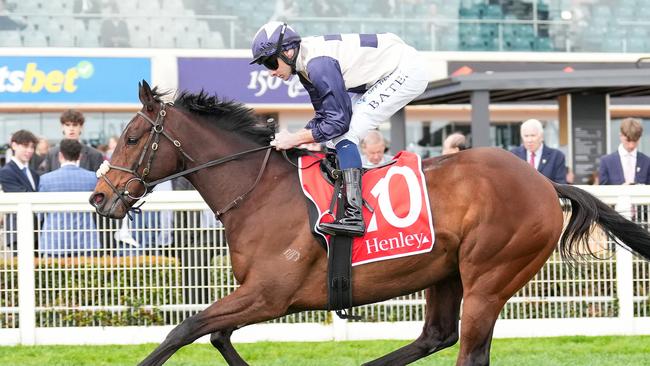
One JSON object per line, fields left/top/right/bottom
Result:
{"left": 92, "top": 193, "right": 105, "bottom": 206}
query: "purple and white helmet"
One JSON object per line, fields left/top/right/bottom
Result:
{"left": 250, "top": 22, "right": 301, "bottom": 65}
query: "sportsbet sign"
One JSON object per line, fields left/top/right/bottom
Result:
{"left": 0, "top": 57, "right": 150, "bottom": 103}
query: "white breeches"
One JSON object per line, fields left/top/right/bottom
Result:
{"left": 329, "top": 46, "right": 430, "bottom": 147}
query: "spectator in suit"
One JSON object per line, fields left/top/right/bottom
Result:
{"left": 510, "top": 118, "right": 567, "bottom": 184}
{"left": 0, "top": 130, "right": 39, "bottom": 250}
{"left": 38, "top": 139, "right": 100, "bottom": 257}
{"left": 360, "top": 130, "right": 393, "bottom": 168}
{"left": 40, "top": 109, "right": 104, "bottom": 175}
{"left": 0, "top": 130, "right": 39, "bottom": 193}
{"left": 599, "top": 117, "right": 650, "bottom": 185}
{"left": 442, "top": 132, "right": 467, "bottom": 155}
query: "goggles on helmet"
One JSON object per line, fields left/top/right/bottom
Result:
{"left": 262, "top": 55, "right": 280, "bottom": 70}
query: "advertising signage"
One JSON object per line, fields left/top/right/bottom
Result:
{"left": 0, "top": 57, "right": 151, "bottom": 103}
{"left": 178, "top": 57, "right": 310, "bottom": 104}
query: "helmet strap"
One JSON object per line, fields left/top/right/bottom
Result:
{"left": 279, "top": 46, "right": 300, "bottom": 75}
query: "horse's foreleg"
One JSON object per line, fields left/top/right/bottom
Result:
{"left": 210, "top": 328, "right": 248, "bottom": 366}
{"left": 362, "top": 275, "right": 463, "bottom": 366}
{"left": 137, "top": 285, "right": 285, "bottom": 366}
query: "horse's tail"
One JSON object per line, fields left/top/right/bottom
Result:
{"left": 554, "top": 183, "right": 650, "bottom": 261}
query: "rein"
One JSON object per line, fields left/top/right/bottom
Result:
{"left": 149, "top": 146, "right": 273, "bottom": 220}
{"left": 96, "top": 102, "right": 274, "bottom": 220}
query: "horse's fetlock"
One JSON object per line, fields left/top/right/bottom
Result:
{"left": 417, "top": 329, "right": 458, "bottom": 353}
{"left": 439, "top": 332, "right": 459, "bottom": 349}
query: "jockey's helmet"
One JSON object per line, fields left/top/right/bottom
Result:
{"left": 250, "top": 22, "right": 301, "bottom": 72}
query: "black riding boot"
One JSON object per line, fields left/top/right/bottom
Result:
{"left": 320, "top": 168, "right": 365, "bottom": 237}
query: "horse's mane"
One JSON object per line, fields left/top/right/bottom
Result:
{"left": 165, "top": 90, "right": 274, "bottom": 146}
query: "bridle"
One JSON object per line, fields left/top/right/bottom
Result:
{"left": 96, "top": 102, "right": 273, "bottom": 220}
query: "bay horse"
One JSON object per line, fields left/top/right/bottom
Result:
{"left": 90, "top": 81, "right": 650, "bottom": 366}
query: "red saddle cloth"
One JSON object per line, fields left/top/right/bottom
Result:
{"left": 299, "top": 151, "right": 435, "bottom": 266}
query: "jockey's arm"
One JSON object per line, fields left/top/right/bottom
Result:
{"left": 271, "top": 129, "right": 315, "bottom": 150}
{"left": 272, "top": 57, "right": 353, "bottom": 151}
{"left": 301, "top": 57, "right": 352, "bottom": 142}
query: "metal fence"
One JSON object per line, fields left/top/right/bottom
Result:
{"left": 0, "top": 187, "right": 649, "bottom": 345}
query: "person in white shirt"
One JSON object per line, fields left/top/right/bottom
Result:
{"left": 251, "top": 22, "right": 430, "bottom": 236}
{"left": 599, "top": 117, "right": 650, "bottom": 185}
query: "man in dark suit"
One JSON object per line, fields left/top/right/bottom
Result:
{"left": 0, "top": 130, "right": 40, "bottom": 250}
{"left": 39, "top": 109, "right": 104, "bottom": 175}
{"left": 510, "top": 118, "right": 567, "bottom": 184}
{"left": 0, "top": 130, "right": 40, "bottom": 192}
{"left": 599, "top": 117, "right": 650, "bottom": 185}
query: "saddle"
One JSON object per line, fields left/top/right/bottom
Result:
{"left": 290, "top": 148, "right": 359, "bottom": 319}
{"left": 295, "top": 148, "right": 435, "bottom": 320}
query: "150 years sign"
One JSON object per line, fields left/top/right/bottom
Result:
{"left": 178, "top": 58, "right": 309, "bottom": 104}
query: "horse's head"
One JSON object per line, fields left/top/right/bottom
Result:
{"left": 89, "top": 80, "right": 192, "bottom": 219}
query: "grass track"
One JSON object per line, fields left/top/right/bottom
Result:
{"left": 1, "top": 335, "right": 649, "bottom": 365}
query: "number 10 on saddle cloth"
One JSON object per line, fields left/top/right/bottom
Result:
{"left": 299, "top": 151, "right": 435, "bottom": 266}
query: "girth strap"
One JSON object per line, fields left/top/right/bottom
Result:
{"left": 327, "top": 188, "right": 362, "bottom": 320}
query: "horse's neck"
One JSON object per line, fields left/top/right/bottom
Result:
{"left": 178, "top": 131, "right": 281, "bottom": 212}
{"left": 183, "top": 141, "right": 295, "bottom": 229}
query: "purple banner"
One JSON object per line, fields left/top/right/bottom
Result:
{"left": 178, "top": 58, "right": 310, "bottom": 104}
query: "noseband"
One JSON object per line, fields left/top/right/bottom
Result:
{"left": 96, "top": 101, "right": 273, "bottom": 220}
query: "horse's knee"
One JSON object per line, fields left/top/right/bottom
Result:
{"left": 165, "top": 315, "right": 201, "bottom": 347}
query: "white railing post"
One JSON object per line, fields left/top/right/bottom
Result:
{"left": 331, "top": 311, "right": 348, "bottom": 341}
{"left": 615, "top": 195, "right": 634, "bottom": 328}
{"left": 17, "top": 203, "right": 35, "bottom": 345}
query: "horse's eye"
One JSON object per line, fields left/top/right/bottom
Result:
{"left": 127, "top": 137, "right": 138, "bottom": 145}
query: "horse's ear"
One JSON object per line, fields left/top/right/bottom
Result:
{"left": 138, "top": 79, "right": 155, "bottom": 111}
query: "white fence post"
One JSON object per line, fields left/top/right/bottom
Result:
{"left": 17, "top": 203, "right": 35, "bottom": 345}
{"left": 331, "top": 311, "right": 348, "bottom": 341}
{"left": 615, "top": 195, "right": 634, "bottom": 328}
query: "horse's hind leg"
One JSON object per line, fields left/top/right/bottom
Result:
{"left": 455, "top": 293, "right": 502, "bottom": 366}
{"left": 363, "top": 274, "right": 463, "bottom": 366}
{"left": 455, "top": 236, "right": 557, "bottom": 366}
{"left": 210, "top": 328, "right": 248, "bottom": 366}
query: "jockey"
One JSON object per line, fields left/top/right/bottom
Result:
{"left": 251, "top": 22, "right": 430, "bottom": 237}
